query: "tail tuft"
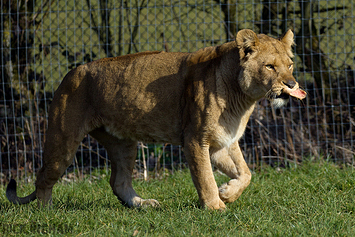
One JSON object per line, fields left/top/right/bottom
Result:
{"left": 6, "top": 179, "right": 19, "bottom": 204}
{"left": 6, "top": 179, "right": 36, "bottom": 205}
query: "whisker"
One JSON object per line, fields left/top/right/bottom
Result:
{"left": 265, "top": 89, "right": 276, "bottom": 101}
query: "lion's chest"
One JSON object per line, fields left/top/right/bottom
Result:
{"left": 210, "top": 105, "right": 255, "bottom": 149}
{"left": 211, "top": 120, "right": 246, "bottom": 149}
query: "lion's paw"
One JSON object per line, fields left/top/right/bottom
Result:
{"left": 138, "top": 198, "right": 160, "bottom": 208}
{"left": 219, "top": 179, "right": 239, "bottom": 203}
{"left": 203, "top": 198, "right": 226, "bottom": 210}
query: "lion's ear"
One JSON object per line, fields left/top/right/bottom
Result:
{"left": 236, "top": 29, "right": 259, "bottom": 59}
{"left": 280, "top": 29, "right": 295, "bottom": 57}
{"left": 280, "top": 29, "right": 295, "bottom": 48}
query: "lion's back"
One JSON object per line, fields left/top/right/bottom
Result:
{"left": 55, "top": 51, "right": 190, "bottom": 143}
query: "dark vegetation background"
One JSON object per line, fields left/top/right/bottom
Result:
{"left": 0, "top": 0, "right": 354, "bottom": 184}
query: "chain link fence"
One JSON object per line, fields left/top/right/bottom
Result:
{"left": 1, "top": 0, "right": 354, "bottom": 184}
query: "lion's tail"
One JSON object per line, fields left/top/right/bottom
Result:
{"left": 6, "top": 179, "right": 37, "bottom": 205}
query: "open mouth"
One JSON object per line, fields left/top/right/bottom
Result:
{"left": 276, "top": 93, "right": 290, "bottom": 100}
{"left": 282, "top": 87, "right": 307, "bottom": 100}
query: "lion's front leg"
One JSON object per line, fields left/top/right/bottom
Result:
{"left": 184, "top": 138, "right": 225, "bottom": 210}
{"left": 211, "top": 141, "right": 251, "bottom": 203}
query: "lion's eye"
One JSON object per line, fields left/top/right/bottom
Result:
{"left": 265, "top": 64, "right": 275, "bottom": 71}
{"left": 288, "top": 64, "right": 293, "bottom": 70}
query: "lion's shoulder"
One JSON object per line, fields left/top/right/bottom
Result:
{"left": 187, "top": 41, "right": 238, "bottom": 66}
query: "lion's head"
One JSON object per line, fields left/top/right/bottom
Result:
{"left": 236, "top": 29, "right": 306, "bottom": 107}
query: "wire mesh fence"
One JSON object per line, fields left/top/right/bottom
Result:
{"left": 0, "top": 0, "right": 354, "bottom": 184}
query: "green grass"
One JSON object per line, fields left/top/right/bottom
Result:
{"left": 1, "top": 161, "right": 355, "bottom": 236}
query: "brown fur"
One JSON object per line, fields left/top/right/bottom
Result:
{"left": 6, "top": 29, "right": 306, "bottom": 210}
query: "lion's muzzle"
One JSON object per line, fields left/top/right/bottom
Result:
{"left": 282, "top": 81, "right": 307, "bottom": 100}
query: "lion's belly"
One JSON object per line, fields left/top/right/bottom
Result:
{"left": 104, "top": 125, "right": 182, "bottom": 144}
{"left": 102, "top": 109, "right": 183, "bottom": 145}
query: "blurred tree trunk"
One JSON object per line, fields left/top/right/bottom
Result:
{"left": 259, "top": 0, "right": 292, "bottom": 34}
{"left": 0, "top": 0, "right": 36, "bottom": 109}
{"left": 214, "top": 0, "right": 237, "bottom": 40}
{"left": 85, "top": 0, "right": 114, "bottom": 57}
{"left": 0, "top": 0, "right": 48, "bottom": 172}
{"left": 295, "top": 0, "right": 329, "bottom": 100}
{"left": 1, "top": 17, "right": 14, "bottom": 106}
{"left": 260, "top": 0, "right": 278, "bottom": 35}
{"left": 84, "top": 0, "right": 146, "bottom": 56}
{"left": 126, "top": 0, "right": 147, "bottom": 54}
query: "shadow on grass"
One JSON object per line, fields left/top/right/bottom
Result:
{"left": 51, "top": 195, "right": 203, "bottom": 213}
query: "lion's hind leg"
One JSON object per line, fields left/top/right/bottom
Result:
{"left": 36, "top": 118, "right": 88, "bottom": 207}
{"left": 211, "top": 142, "right": 251, "bottom": 203}
{"left": 89, "top": 128, "right": 159, "bottom": 208}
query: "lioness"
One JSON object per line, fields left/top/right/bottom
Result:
{"left": 6, "top": 29, "right": 306, "bottom": 210}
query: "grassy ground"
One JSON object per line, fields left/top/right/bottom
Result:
{"left": 1, "top": 161, "right": 355, "bottom": 236}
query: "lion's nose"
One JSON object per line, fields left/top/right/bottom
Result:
{"left": 283, "top": 80, "right": 296, "bottom": 89}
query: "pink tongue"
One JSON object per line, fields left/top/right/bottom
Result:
{"left": 290, "top": 89, "right": 307, "bottom": 100}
